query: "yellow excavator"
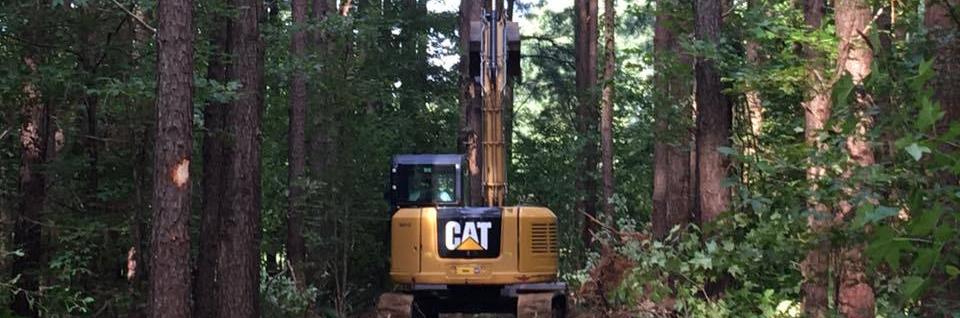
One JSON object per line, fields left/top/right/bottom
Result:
{"left": 376, "top": 2, "right": 566, "bottom": 317}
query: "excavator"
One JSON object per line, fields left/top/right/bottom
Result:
{"left": 375, "top": 1, "right": 566, "bottom": 317}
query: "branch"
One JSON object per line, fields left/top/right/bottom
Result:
{"left": 110, "top": 0, "right": 155, "bottom": 34}
{"left": 856, "top": 8, "right": 886, "bottom": 54}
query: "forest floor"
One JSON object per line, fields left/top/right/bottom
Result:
{"left": 355, "top": 310, "right": 597, "bottom": 317}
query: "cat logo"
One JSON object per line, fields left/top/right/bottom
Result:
{"left": 444, "top": 221, "right": 492, "bottom": 251}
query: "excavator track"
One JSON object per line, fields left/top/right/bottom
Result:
{"left": 377, "top": 292, "right": 414, "bottom": 318}
{"left": 517, "top": 292, "right": 565, "bottom": 318}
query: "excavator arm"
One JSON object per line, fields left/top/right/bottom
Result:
{"left": 470, "top": 2, "right": 521, "bottom": 207}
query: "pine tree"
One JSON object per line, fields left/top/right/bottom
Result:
{"left": 149, "top": 0, "right": 195, "bottom": 316}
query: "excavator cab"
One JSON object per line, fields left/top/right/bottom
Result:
{"left": 387, "top": 154, "right": 466, "bottom": 208}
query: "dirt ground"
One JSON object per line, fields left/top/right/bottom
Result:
{"left": 355, "top": 307, "right": 598, "bottom": 318}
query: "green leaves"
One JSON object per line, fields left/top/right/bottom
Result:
{"left": 902, "top": 276, "right": 926, "bottom": 300}
{"left": 852, "top": 204, "right": 899, "bottom": 228}
{"left": 690, "top": 252, "right": 714, "bottom": 270}
{"left": 866, "top": 226, "right": 910, "bottom": 271}
{"left": 909, "top": 206, "right": 942, "bottom": 237}
{"left": 946, "top": 265, "right": 960, "bottom": 278}
{"left": 832, "top": 74, "right": 854, "bottom": 110}
{"left": 917, "top": 98, "right": 945, "bottom": 131}
{"left": 904, "top": 143, "right": 931, "bottom": 161}
{"left": 909, "top": 58, "right": 935, "bottom": 94}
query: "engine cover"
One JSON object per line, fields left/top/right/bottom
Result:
{"left": 437, "top": 207, "right": 502, "bottom": 259}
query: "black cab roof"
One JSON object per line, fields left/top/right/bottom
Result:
{"left": 391, "top": 154, "right": 464, "bottom": 166}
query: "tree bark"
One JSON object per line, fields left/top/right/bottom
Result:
{"left": 12, "top": 54, "right": 48, "bottom": 318}
{"left": 195, "top": 3, "right": 229, "bottom": 317}
{"left": 307, "top": 0, "right": 333, "bottom": 223}
{"left": 694, "top": 0, "right": 732, "bottom": 224}
{"left": 922, "top": 0, "right": 960, "bottom": 311}
{"left": 599, "top": 0, "right": 616, "bottom": 218}
{"left": 149, "top": 0, "right": 195, "bottom": 316}
{"left": 574, "top": 0, "right": 600, "bottom": 243}
{"left": 799, "top": 0, "right": 831, "bottom": 316}
{"left": 288, "top": 0, "right": 308, "bottom": 293}
{"left": 835, "top": 0, "right": 876, "bottom": 316}
{"left": 926, "top": 0, "right": 960, "bottom": 163}
{"left": 744, "top": 31, "right": 762, "bottom": 157}
{"left": 459, "top": 0, "right": 483, "bottom": 206}
{"left": 504, "top": 0, "right": 515, "bottom": 197}
{"left": 216, "top": 0, "right": 264, "bottom": 316}
{"left": 652, "top": 0, "right": 692, "bottom": 239}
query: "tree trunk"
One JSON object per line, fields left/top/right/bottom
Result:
{"left": 926, "top": 0, "right": 960, "bottom": 177}
{"left": 149, "top": 0, "right": 195, "bottom": 316}
{"left": 744, "top": 33, "right": 762, "bottom": 157}
{"left": 599, "top": 0, "right": 616, "bottom": 218}
{"left": 574, "top": 0, "right": 600, "bottom": 243}
{"left": 307, "top": 0, "right": 333, "bottom": 229}
{"left": 216, "top": 0, "right": 264, "bottom": 316}
{"left": 288, "top": 0, "right": 308, "bottom": 293}
{"left": 12, "top": 55, "right": 48, "bottom": 318}
{"left": 800, "top": 0, "right": 832, "bottom": 314}
{"left": 923, "top": 0, "right": 960, "bottom": 311}
{"left": 835, "top": 0, "right": 876, "bottom": 316}
{"left": 459, "top": 0, "right": 483, "bottom": 206}
{"left": 799, "top": 0, "right": 830, "bottom": 316}
{"left": 84, "top": 94, "right": 99, "bottom": 204}
{"left": 652, "top": 0, "right": 692, "bottom": 239}
{"left": 195, "top": 5, "right": 229, "bottom": 317}
{"left": 129, "top": 7, "right": 154, "bottom": 316}
{"left": 504, "top": 0, "right": 515, "bottom": 196}
{"left": 694, "top": 0, "right": 732, "bottom": 224}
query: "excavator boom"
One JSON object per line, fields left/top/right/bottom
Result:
{"left": 478, "top": 2, "right": 517, "bottom": 207}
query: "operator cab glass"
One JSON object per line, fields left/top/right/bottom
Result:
{"left": 388, "top": 154, "right": 465, "bottom": 208}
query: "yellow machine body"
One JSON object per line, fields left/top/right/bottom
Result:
{"left": 390, "top": 206, "right": 558, "bottom": 285}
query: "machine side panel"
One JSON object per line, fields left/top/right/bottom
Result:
{"left": 390, "top": 208, "right": 422, "bottom": 276}
{"left": 518, "top": 207, "right": 559, "bottom": 273}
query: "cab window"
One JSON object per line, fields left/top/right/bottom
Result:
{"left": 395, "top": 164, "right": 459, "bottom": 205}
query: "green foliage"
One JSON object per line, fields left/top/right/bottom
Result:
{"left": 260, "top": 267, "right": 320, "bottom": 318}
{"left": 589, "top": 0, "right": 960, "bottom": 316}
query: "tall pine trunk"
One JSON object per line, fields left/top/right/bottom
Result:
{"left": 459, "top": 0, "right": 483, "bottom": 205}
{"left": 196, "top": 4, "right": 228, "bottom": 316}
{"left": 149, "top": 0, "right": 195, "bottom": 316}
{"left": 12, "top": 54, "right": 48, "bottom": 318}
{"left": 652, "top": 0, "right": 692, "bottom": 239}
{"left": 599, "top": 0, "right": 616, "bottom": 218}
{"left": 743, "top": 0, "right": 763, "bottom": 160}
{"left": 216, "top": 0, "right": 264, "bottom": 316}
{"left": 574, "top": 0, "right": 600, "bottom": 243}
{"left": 694, "top": 0, "right": 732, "bottom": 224}
{"left": 504, "top": 0, "right": 516, "bottom": 194}
{"left": 923, "top": 0, "right": 960, "bottom": 310}
{"left": 800, "top": 0, "right": 830, "bottom": 316}
{"left": 926, "top": 0, "right": 959, "bottom": 178}
{"left": 835, "top": 0, "right": 876, "bottom": 316}
{"left": 287, "top": 0, "right": 308, "bottom": 292}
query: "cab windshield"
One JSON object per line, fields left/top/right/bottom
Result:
{"left": 396, "top": 164, "right": 458, "bottom": 205}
